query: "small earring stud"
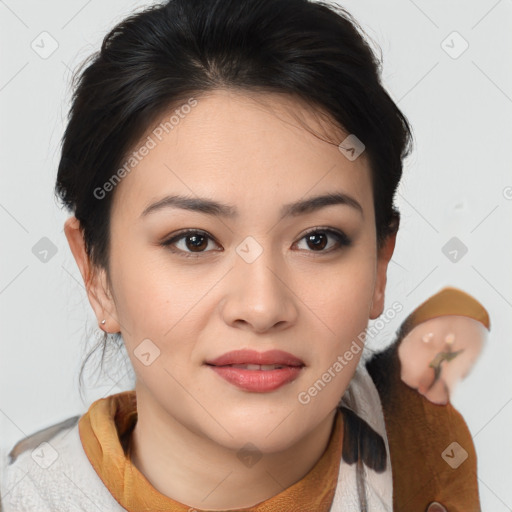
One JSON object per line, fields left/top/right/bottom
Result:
{"left": 101, "top": 319, "right": 106, "bottom": 325}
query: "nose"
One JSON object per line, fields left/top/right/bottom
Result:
{"left": 219, "top": 241, "right": 298, "bottom": 333}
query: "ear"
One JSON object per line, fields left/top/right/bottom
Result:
{"left": 63, "top": 216, "right": 121, "bottom": 333}
{"left": 369, "top": 229, "right": 398, "bottom": 320}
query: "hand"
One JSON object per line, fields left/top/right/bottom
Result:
{"left": 398, "top": 315, "right": 487, "bottom": 405}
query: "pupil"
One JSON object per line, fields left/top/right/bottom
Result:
{"left": 187, "top": 234, "right": 207, "bottom": 251}
{"left": 308, "top": 233, "right": 326, "bottom": 250}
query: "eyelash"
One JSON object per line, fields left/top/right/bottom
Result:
{"left": 160, "top": 227, "right": 352, "bottom": 259}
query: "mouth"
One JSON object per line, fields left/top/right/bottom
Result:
{"left": 204, "top": 349, "right": 305, "bottom": 392}
{"left": 204, "top": 349, "right": 305, "bottom": 368}
{"left": 208, "top": 363, "right": 294, "bottom": 370}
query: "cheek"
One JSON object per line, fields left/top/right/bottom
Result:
{"left": 306, "top": 270, "right": 375, "bottom": 390}
{"left": 107, "top": 246, "right": 178, "bottom": 341}
{"left": 110, "top": 254, "right": 212, "bottom": 383}
{"left": 319, "top": 260, "right": 376, "bottom": 332}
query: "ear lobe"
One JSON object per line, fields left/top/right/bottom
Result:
{"left": 63, "top": 216, "right": 120, "bottom": 331}
{"left": 369, "top": 230, "right": 397, "bottom": 320}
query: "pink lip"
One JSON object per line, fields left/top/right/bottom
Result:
{"left": 205, "top": 349, "right": 305, "bottom": 393}
{"left": 205, "top": 349, "right": 304, "bottom": 367}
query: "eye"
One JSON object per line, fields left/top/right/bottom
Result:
{"left": 161, "top": 227, "right": 351, "bottom": 259}
{"left": 161, "top": 229, "right": 221, "bottom": 258}
{"left": 294, "top": 227, "right": 352, "bottom": 253}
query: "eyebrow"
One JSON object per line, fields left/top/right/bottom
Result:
{"left": 140, "top": 191, "right": 364, "bottom": 220}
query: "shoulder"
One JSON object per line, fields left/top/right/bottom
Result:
{"left": 1, "top": 415, "right": 125, "bottom": 512}
{"left": 6, "top": 415, "right": 81, "bottom": 465}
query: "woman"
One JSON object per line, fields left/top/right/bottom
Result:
{"left": 0, "top": 0, "right": 486, "bottom": 510}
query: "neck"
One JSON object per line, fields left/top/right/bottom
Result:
{"left": 128, "top": 385, "right": 338, "bottom": 510}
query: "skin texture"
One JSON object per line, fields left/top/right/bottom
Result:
{"left": 398, "top": 315, "right": 487, "bottom": 405}
{"left": 64, "top": 89, "right": 396, "bottom": 510}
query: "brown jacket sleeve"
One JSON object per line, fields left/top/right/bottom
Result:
{"left": 366, "top": 339, "right": 481, "bottom": 512}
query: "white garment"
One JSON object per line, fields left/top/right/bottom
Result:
{"left": 0, "top": 363, "right": 392, "bottom": 511}
{"left": 0, "top": 417, "right": 126, "bottom": 511}
{"left": 330, "top": 362, "right": 393, "bottom": 511}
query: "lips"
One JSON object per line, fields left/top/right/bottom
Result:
{"left": 205, "top": 349, "right": 305, "bottom": 392}
{"left": 205, "top": 349, "right": 305, "bottom": 368}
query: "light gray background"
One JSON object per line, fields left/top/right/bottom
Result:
{"left": 1, "top": 0, "right": 511, "bottom": 509}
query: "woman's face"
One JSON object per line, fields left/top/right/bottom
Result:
{"left": 68, "top": 89, "right": 396, "bottom": 453}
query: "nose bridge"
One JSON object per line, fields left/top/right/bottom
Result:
{"left": 233, "top": 234, "right": 287, "bottom": 300}
{"left": 222, "top": 234, "right": 296, "bottom": 330}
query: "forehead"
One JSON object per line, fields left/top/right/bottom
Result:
{"left": 110, "top": 89, "right": 373, "bottom": 221}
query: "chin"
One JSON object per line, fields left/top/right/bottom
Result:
{"left": 206, "top": 418, "right": 308, "bottom": 454}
